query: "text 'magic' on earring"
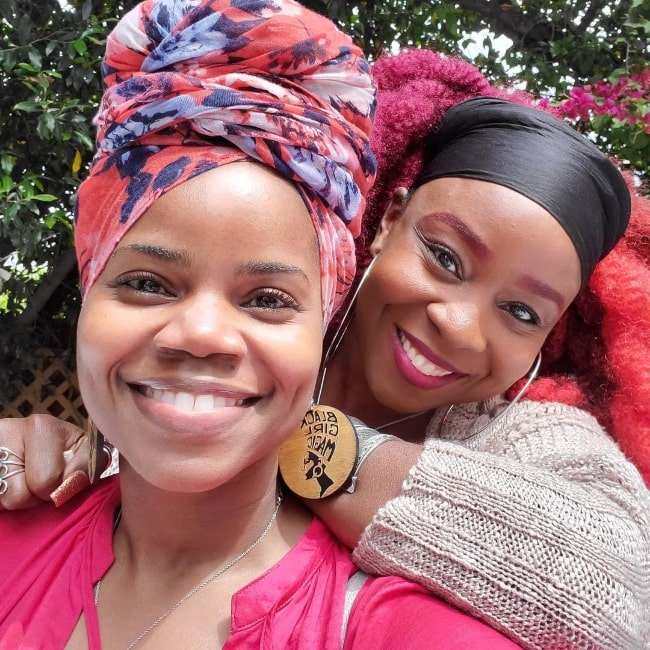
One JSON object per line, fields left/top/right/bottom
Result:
{"left": 279, "top": 404, "right": 358, "bottom": 499}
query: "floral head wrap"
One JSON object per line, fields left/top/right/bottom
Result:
{"left": 74, "top": 0, "right": 376, "bottom": 325}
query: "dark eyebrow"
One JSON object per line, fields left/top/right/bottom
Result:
{"left": 235, "top": 261, "right": 310, "bottom": 285}
{"left": 112, "top": 245, "right": 310, "bottom": 284}
{"left": 516, "top": 275, "right": 566, "bottom": 311}
{"left": 112, "top": 243, "right": 193, "bottom": 268}
{"left": 422, "top": 211, "right": 491, "bottom": 261}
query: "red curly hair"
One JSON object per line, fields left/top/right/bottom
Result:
{"left": 353, "top": 49, "right": 650, "bottom": 486}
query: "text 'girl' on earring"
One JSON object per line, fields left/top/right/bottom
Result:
{"left": 279, "top": 404, "right": 358, "bottom": 499}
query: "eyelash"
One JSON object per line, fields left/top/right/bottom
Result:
{"left": 423, "top": 238, "right": 462, "bottom": 279}
{"left": 111, "top": 273, "right": 170, "bottom": 296}
{"left": 246, "top": 288, "right": 299, "bottom": 311}
{"left": 109, "top": 274, "right": 299, "bottom": 312}
{"left": 501, "top": 302, "right": 541, "bottom": 326}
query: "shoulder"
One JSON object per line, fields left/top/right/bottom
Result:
{"left": 0, "top": 476, "right": 119, "bottom": 575}
{"left": 428, "top": 397, "right": 623, "bottom": 457}
{"left": 344, "top": 575, "right": 519, "bottom": 649}
{"left": 421, "top": 399, "right": 649, "bottom": 517}
{"left": 430, "top": 396, "right": 606, "bottom": 436}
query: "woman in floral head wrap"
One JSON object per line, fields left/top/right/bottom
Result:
{"left": 0, "top": 2, "right": 520, "bottom": 648}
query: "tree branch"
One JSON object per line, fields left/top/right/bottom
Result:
{"left": 14, "top": 247, "right": 76, "bottom": 326}
{"left": 454, "top": 0, "right": 570, "bottom": 46}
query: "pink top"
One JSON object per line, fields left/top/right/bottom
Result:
{"left": 0, "top": 476, "right": 520, "bottom": 649}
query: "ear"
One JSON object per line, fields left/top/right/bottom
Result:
{"left": 369, "top": 187, "right": 409, "bottom": 256}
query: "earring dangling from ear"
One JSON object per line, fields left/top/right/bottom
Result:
{"left": 438, "top": 351, "right": 542, "bottom": 441}
{"left": 87, "top": 419, "right": 114, "bottom": 484}
{"left": 279, "top": 258, "right": 379, "bottom": 500}
{"left": 316, "top": 255, "right": 378, "bottom": 403}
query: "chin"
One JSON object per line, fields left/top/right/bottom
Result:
{"left": 120, "top": 456, "right": 225, "bottom": 494}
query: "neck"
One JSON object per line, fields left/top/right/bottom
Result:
{"left": 320, "top": 316, "right": 415, "bottom": 429}
{"left": 115, "top": 459, "right": 304, "bottom": 573}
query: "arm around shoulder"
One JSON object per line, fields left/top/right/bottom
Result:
{"left": 306, "top": 437, "right": 422, "bottom": 548}
{"left": 353, "top": 400, "right": 650, "bottom": 649}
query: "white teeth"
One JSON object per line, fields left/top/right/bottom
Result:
{"left": 143, "top": 388, "right": 242, "bottom": 411}
{"left": 160, "top": 390, "right": 175, "bottom": 404}
{"left": 194, "top": 394, "right": 215, "bottom": 410}
{"left": 399, "top": 333, "right": 452, "bottom": 377}
{"left": 176, "top": 392, "right": 195, "bottom": 409}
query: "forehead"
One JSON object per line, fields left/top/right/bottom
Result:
{"left": 116, "top": 162, "right": 321, "bottom": 271}
{"left": 407, "top": 177, "right": 567, "bottom": 242}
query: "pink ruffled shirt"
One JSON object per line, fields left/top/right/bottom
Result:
{"left": 0, "top": 477, "right": 520, "bottom": 649}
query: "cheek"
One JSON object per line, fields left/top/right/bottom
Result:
{"left": 76, "top": 301, "right": 109, "bottom": 379}
{"left": 263, "top": 319, "right": 323, "bottom": 395}
{"left": 292, "top": 329, "right": 323, "bottom": 390}
{"left": 492, "top": 348, "right": 540, "bottom": 390}
{"left": 76, "top": 298, "right": 146, "bottom": 420}
{"left": 76, "top": 302, "right": 119, "bottom": 423}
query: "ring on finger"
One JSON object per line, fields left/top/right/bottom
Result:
{"left": 0, "top": 447, "right": 26, "bottom": 496}
{"left": 0, "top": 446, "right": 25, "bottom": 477}
{"left": 0, "top": 446, "right": 25, "bottom": 464}
{"left": 0, "top": 467, "right": 26, "bottom": 496}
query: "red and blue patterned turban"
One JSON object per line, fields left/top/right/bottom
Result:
{"left": 74, "top": 0, "right": 376, "bottom": 324}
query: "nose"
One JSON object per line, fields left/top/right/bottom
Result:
{"left": 426, "top": 300, "right": 487, "bottom": 353}
{"left": 153, "top": 293, "right": 247, "bottom": 360}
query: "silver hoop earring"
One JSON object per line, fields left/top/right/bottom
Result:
{"left": 314, "top": 256, "right": 377, "bottom": 403}
{"left": 438, "top": 351, "right": 542, "bottom": 441}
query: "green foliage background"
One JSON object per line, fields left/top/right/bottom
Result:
{"left": 1, "top": 0, "right": 649, "bottom": 404}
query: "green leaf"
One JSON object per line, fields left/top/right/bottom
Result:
{"left": 72, "top": 39, "right": 88, "bottom": 56}
{"left": 27, "top": 50, "right": 42, "bottom": 71}
{"left": 16, "top": 62, "right": 39, "bottom": 73}
{"left": 0, "top": 154, "right": 15, "bottom": 175}
{"left": 13, "top": 101, "right": 40, "bottom": 113}
{"left": 0, "top": 175, "right": 13, "bottom": 193}
{"left": 33, "top": 194, "right": 58, "bottom": 202}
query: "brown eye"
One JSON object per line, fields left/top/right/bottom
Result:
{"left": 503, "top": 302, "right": 540, "bottom": 325}
{"left": 111, "top": 273, "right": 172, "bottom": 297}
{"left": 134, "top": 279, "right": 163, "bottom": 293}
{"left": 245, "top": 289, "right": 298, "bottom": 311}
{"left": 428, "top": 243, "right": 461, "bottom": 278}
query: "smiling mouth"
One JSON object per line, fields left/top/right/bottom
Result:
{"left": 399, "top": 331, "right": 453, "bottom": 378}
{"left": 136, "top": 386, "right": 251, "bottom": 412}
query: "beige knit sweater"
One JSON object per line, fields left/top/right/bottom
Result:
{"left": 353, "top": 398, "right": 650, "bottom": 649}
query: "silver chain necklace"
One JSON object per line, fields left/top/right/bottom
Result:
{"left": 374, "top": 410, "right": 427, "bottom": 432}
{"left": 95, "top": 489, "right": 283, "bottom": 650}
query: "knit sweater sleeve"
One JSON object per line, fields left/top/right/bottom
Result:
{"left": 352, "top": 400, "right": 650, "bottom": 650}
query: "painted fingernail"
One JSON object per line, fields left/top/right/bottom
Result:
{"left": 50, "top": 470, "right": 90, "bottom": 507}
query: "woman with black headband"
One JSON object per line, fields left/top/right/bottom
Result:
{"left": 301, "top": 57, "right": 649, "bottom": 648}
{"left": 2, "top": 49, "right": 649, "bottom": 648}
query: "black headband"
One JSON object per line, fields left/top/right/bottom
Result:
{"left": 412, "top": 97, "right": 631, "bottom": 287}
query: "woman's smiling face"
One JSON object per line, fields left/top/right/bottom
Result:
{"left": 76, "top": 162, "right": 323, "bottom": 492}
{"left": 353, "top": 176, "right": 582, "bottom": 415}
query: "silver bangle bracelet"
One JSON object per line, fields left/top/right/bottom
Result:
{"left": 345, "top": 418, "right": 398, "bottom": 493}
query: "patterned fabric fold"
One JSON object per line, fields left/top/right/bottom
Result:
{"left": 75, "top": 0, "right": 376, "bottom": 324}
